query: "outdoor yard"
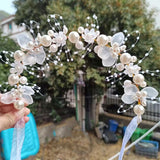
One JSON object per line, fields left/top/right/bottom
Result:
{"left": 1, "top": 0, "right": 160, "bottom": 160}
{"left": 35, "top": 125, "right": 159, "bottom": 160}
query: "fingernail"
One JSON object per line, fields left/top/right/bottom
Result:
{"left": 15, "top": 108, "right": 25, "bottom": 120}
{"left": 25, "top": 108, "right": 30, "bottom": 114}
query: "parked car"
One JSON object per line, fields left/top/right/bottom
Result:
{"left": 102, "top": 87, "right": 160, "bottom": 122}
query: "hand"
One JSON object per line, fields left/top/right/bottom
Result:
{"left": 0, "top": 94, "right": 30, "bottom": 131}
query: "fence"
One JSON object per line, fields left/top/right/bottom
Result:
{"left": 30, "top": 94, "right": 76, "bottom": 125}
{"left": 102, "top": 87, "right": 160, "bottom": 122}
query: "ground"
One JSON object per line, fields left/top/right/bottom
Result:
{"left": 34, "top": 126, "right": 160, "bottom": 160}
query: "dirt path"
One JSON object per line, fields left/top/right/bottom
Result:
{"left": 35, "top": 126, "right": 160, "bottom": 160}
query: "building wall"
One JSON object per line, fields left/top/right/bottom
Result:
{"left": 0, "top": 15, "right": 32, "bottom": 42}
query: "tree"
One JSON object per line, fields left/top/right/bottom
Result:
{"left": 0, "top": 30, "right": 19, "bottom": 84}
{"left": 13, "top": 0, "right": 52, "bottom": 32}
{"left": 13, "top": 0, "right": 160, "bottom": 124}
{"left": 13, "top": 0, "right": 160, "bottom": 94}
{"left": 47, "top": 0, "right": 160, "bottom": 90}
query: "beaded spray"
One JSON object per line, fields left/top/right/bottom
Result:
{"left": 0, "top": 14, "right": 159, "bottom": 160}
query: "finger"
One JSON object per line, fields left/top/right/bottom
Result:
{"left": 24, "top": 108, "right": 30, "bottom": 116}
{"left": 24, "top": 116, "right": 30, "bottom": 123}
{"left": 0, "top": 101, "right": 28, "bottom": 113}
{"left": 0, "top": 108, "right": 30, "bottom": 131}
{"left": 0, "top": 104, "right": 15, "bottom": 113}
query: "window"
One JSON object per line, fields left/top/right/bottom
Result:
{"left": 8, "top": 23, "right": 12, "bottom": 30}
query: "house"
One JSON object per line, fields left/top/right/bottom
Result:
{"left": 0, "top": 15, "right": 32, "bottom": 42}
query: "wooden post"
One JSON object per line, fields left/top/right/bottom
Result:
{"left": 77, "top": 70, "right": 85, "bottom": 132}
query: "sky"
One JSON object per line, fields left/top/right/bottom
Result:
{"left": 147, "top": 0, "right": 160, "bottom": 28}
{"left": 0, "top": 0, "right": 16, "bottom": 14}
{"left": 0, "top": 0, "right": 160, "bottom": 27}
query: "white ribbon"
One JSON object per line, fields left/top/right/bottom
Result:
{"left": 10, "top": 118, "right": 25, "bottom": 160}
{"left": 119, "top": 116, "right": 141, "bottom": 160}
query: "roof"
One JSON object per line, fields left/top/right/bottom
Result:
{"left": 0, "top": 15, "right": 15, "bottom": 25}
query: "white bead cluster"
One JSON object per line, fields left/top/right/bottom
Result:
{"left": 0, "top": 14, "right": 159, "bottom": 120}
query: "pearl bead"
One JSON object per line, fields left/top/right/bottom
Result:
{"left": 40, "top": 35, "right": 52, "bottom": 47}
{"left": 94, "top": 45, "right": 100, "bottom": 53}
{"left": 97, "top": 34, "right": 109, "bottom": 46}
{"left": 113, "top": 47, "right": 120, "bottom": 54}
{"left": 120, "top": 45, "right": 126, "bottom": 51}
{"left": 108, "top": 36, "right": 112, "bottom": 42}
{"left": 111, "top": 52, "right": 118, "bottom": 58}
{"left": 112, "top": 42, "right": 119, "bottom": 48}
{"left": 63, "top": 26, "right": 68, "bottom": 34}
{"left": 49, "top": 44, "right": 58, "bottom": 52}
{"left": 140, "top": 81, "right": 147, "bottom": 88}
{"left": 78, "top": 26, "right": 84, "bottom": 34}
{"left": 14, "top": 50, "right": 25, "bottom": 61}
{"left": 8, "top": 74, "right": 19, "bottom": 86}
{"left": 133, "top": 104, "right": 145, "bottom": 116}
{"left": 35, "top": 48, "right": 40, "bottom": 52}
{"left": 141, "top": 101, "right": 146, "bottom": 106}
{"left": 136, "top": 91, "right": 141, "bottom": 97}
{"left": 96, "top": 31, "right": 100, "bottom": 36}
{"left": 37, "top": 33, "right": 41, "bottom": 41}
{"left": 47, "top": 30, "right": 54, "bottom": 37}
{"left": 75, "top": 41, "right": 84, "bottom": 49}
{"left": 14, "top": 100, "right": 25, "bottom": 110}
{"left": 120, "top": 53, "right": 131, "bottom": 64}
{"left": 141, "top": 91, "right": 147, "bottom": 97}
{"left": 131, "top": 56, "right": 137, "bottom": 63}
{"left": 124, "top": 80, "right": 132, "bottom": 86}
{"left": 133, "top": 74, "right": 144, "bottom": 85}
{"left": 27, "top": 41, "right": 34, "bottom": 49}
{"left": 20, "top": 76, "right": 27, "bottom": 84}
{"left": 15, "top": 65, "right": 23, "bottom": 73}
{"left": 10, "top": 68, "right": 16, "bottom": 74}
{"left": 68, "top": 31, "right": 80, "bottom": 43}
{"left": 116, "top": 63, "right": 124, "bottom": 71}
{"left": 14, "top": 89, "right": 20, "bottom": 96}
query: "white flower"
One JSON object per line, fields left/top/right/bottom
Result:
{"left": 20, "top": 86, "right": 35, "bottom": 104}
{"left": 11, "top": 61, "right": 26, "bottom": 74}
{"left": 17, "top": 35, "right": 46, "bottom": 66}
{"left": 22, "top": 46, "right": 46, "bottom": 65}
{"left": 0, "top": 86, "right": 35, "bottom": 105}
{"left": 124, "top": 63, "right": 141, "bottom": 77}
{"left": 82, "top": 28, "right": 99, "bottom": 43}
{"left": 53, "top": 31, "right": 67, "bottom": 47}
{"left": 17, "top": 35, "right": 35, "bottom": 51}
{"left": 97, "top": 32, "right": 125, "bottom": 67}
{"left": 97, "top": 46, "right": 118, "bottom": 67}
{"left": 111, "top": 32, "right": 125, "bottom": 46}
{"left": 121, "top": 84, "right": 158, "bottom": 106}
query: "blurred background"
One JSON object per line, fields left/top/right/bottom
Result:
{"left": 0, "top": 0, "right": 160, "bottom": 160}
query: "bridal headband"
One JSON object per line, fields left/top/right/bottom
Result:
{"left": 0, "top": 14, "right": 159, "bottom": 160}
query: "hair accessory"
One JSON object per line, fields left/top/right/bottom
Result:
{"left": 0, "top": 14, "right": 159, "bottom": 160}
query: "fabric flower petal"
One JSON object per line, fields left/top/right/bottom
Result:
{"left": 102, "top": 56, "right": 116, "bottom": 67}
{"left": 22, "top": 54, "right": 36, "bottom": 66}
{"left": 34, "top": 47, "right": 46, "bottom": 65}
{"left": 22, "top": 94, "right": 33, "bottom": 104}
{"left": 111, "top": 32, "right": 125, "bottom": 46}
{"left": 121, "top": 94, "right": 135, "bottom": 104}
{"left": 20, "top": 86, "right": 35, "bottom": 95}
{"left": 1, "top": 92, "right": 14, "bottom": 104}
{"left": 124, "top": 84, "right": 138, "bottom": 95}
{"left": 17, "top": 35, "right": 32, "bottom": 50}
{"left": 97, "top": 46, "right": 112, "bottom": 59}
{"left": 142, "top": 87, "right": 158, "bottom": 98}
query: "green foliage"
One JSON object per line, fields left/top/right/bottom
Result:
{"left": 13, "top": 0, "right": 52, "bottom": 32}
{"left": 0, "top": 31, "right": 19, "bottom": 85}
{"left": 0, "top": 31, "right": 19, "bottom": 51}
